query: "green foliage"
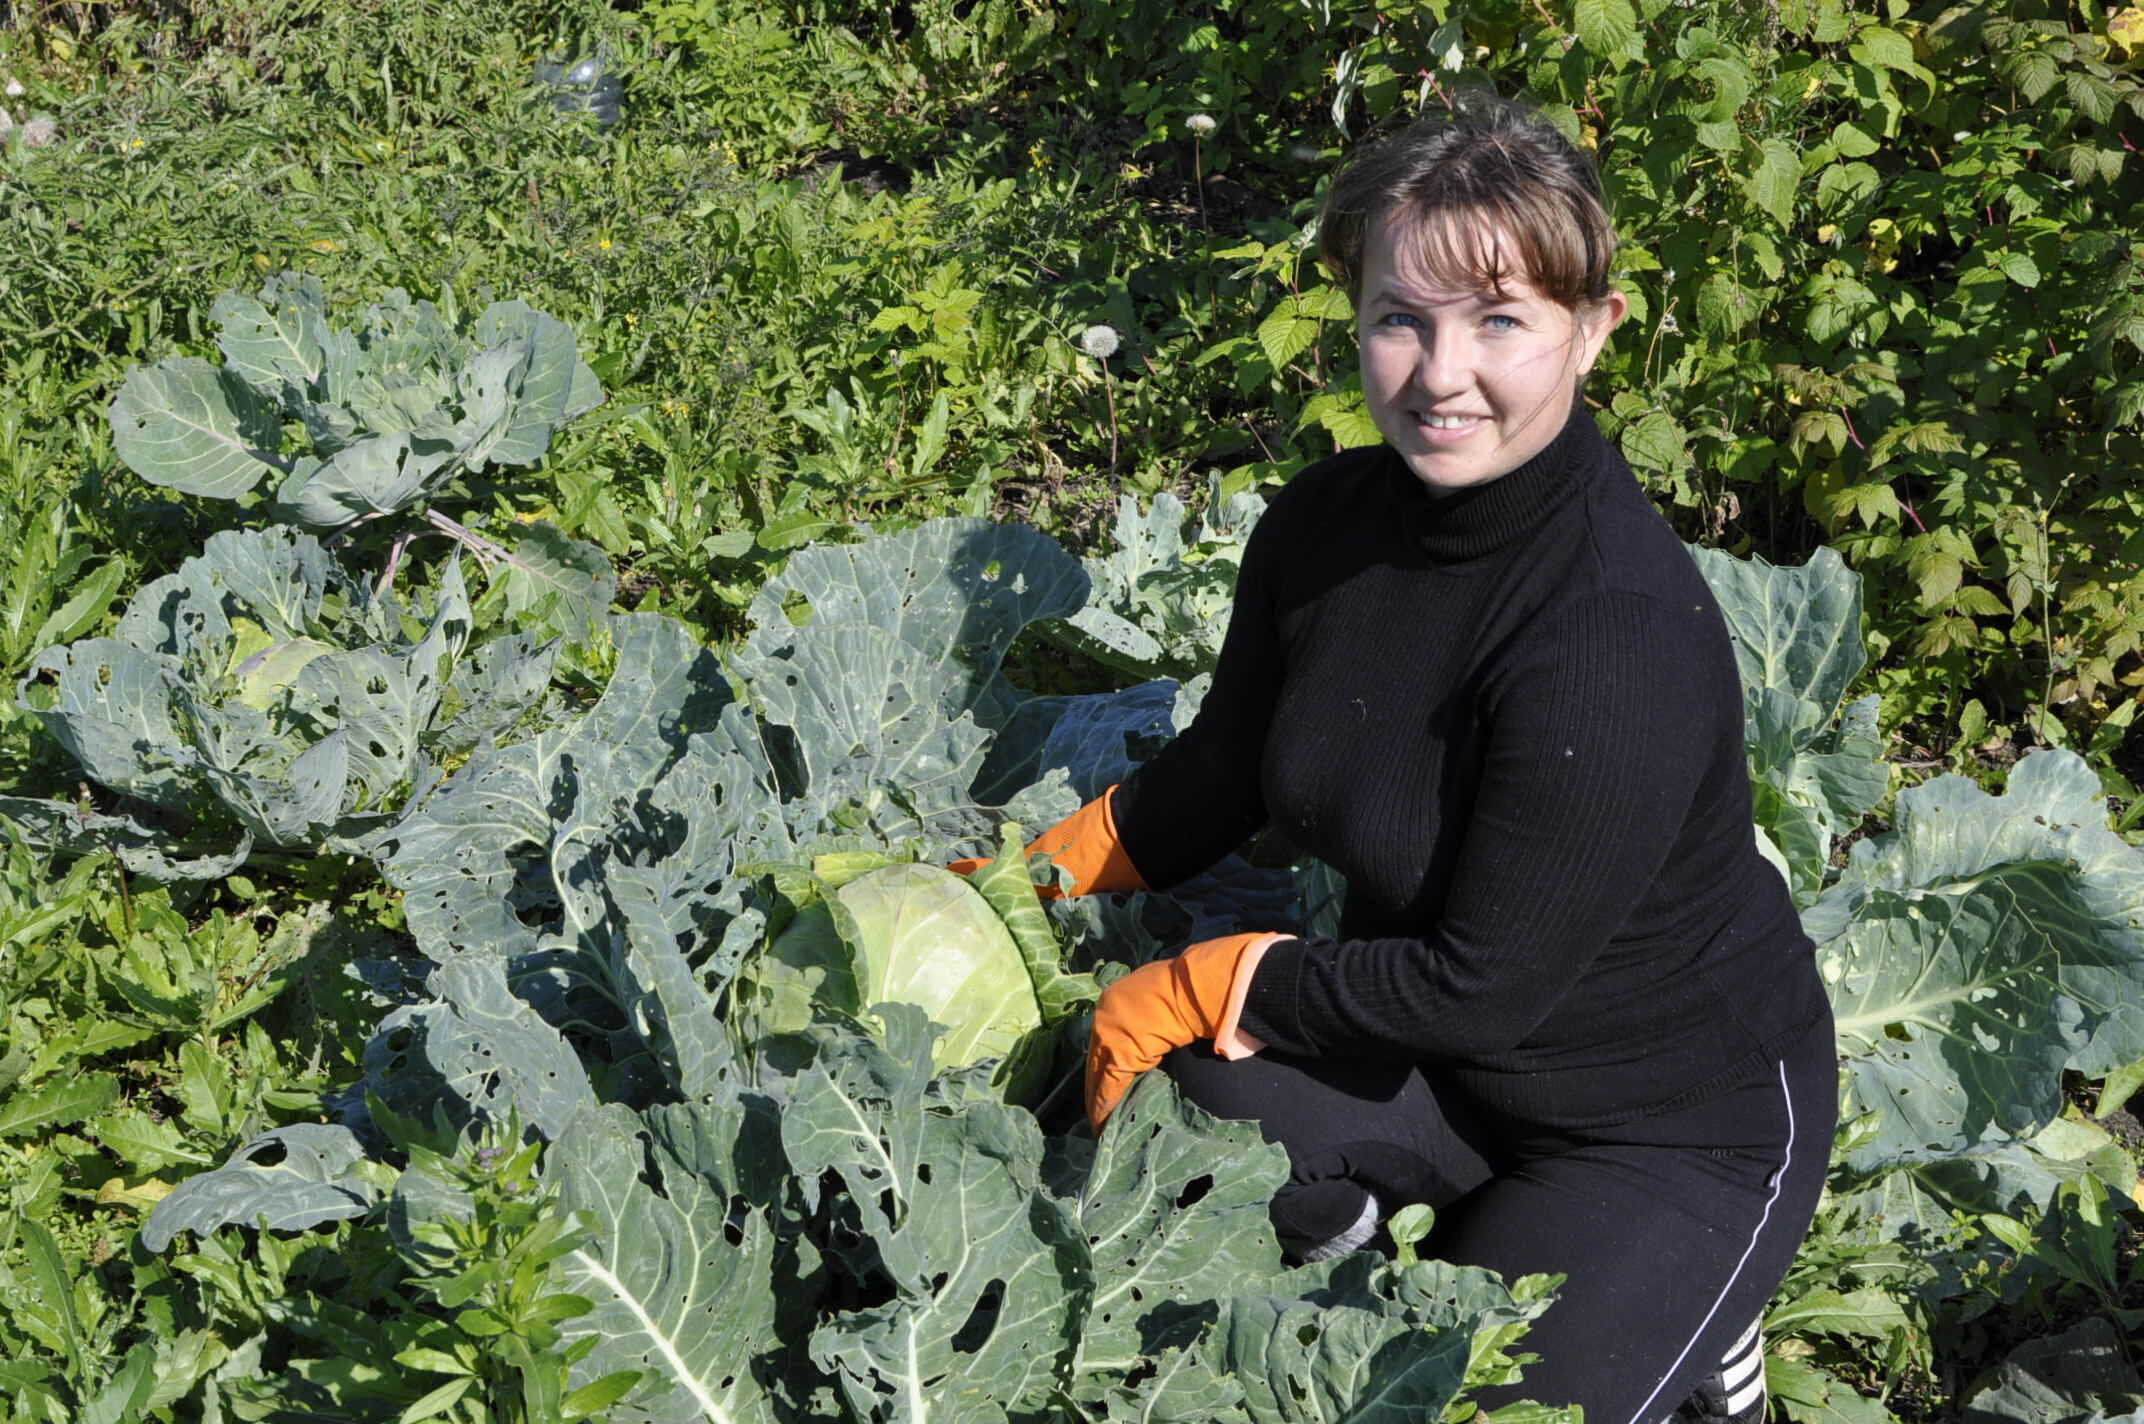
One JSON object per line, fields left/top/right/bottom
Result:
{"left": 390, "top": 1119, "right": 646, "bottom": 1424}
{"left": 1978, "top": 1176, "right": 2144, "bottom": 1337}
{"left": 0, "top": 824, "right": 363, "bottom": 1421}
{"left": 1043, "top": 475, "right": 1266, "bottom": 686}
{"left": 1037, "top": 0, "right": 2144, "bottom": 750}
{"left": 1541, "top": 0, "right": 2144, "bottom": 742}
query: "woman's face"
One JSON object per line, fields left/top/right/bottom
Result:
{"left": 1356, "top": 211, "right": 1625, "bottom": 492}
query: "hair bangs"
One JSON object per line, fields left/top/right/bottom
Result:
{"left": 1318, "top": 99, "right": 1617, "bottom": 313}
{"left": 1393, "top": 189, "right": 1597, "bottom": 309}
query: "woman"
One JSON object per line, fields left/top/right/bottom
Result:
{"left": 990, "top": 100, "right": 1835, "bottom": 1423}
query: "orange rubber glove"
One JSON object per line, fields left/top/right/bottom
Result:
{"left": 1084, "top": 931, "right": 1291, "bottom": 1130}
{"left": 948, "top": 786, "right": 1147, "bottom": 900}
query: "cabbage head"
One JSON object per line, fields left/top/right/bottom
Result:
{"left": 748, "top": 863, "right": 1041, "bottom": 1071}
{"left": 737, "top": 827, "right": 1098, "bottom": 1098}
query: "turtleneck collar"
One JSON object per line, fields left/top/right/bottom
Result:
{"left": 1387, "top": 398, "right": 1606, "bottom": 564}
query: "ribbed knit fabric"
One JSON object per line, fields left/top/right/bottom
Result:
{"left": 1111, "top": 401, "right": 1827, "bottom": 1129}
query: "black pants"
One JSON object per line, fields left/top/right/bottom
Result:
{"left": 1161, "top": 1009, "right": 1837, "bottom": 1424}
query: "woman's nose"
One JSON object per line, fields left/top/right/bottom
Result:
{"left": 1411, "top": 331, "right": 1467, "bottom": 395}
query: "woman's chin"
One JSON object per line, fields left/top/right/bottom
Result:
{"left": 1397, "top": 452, "right": 1504, "bottom": 493}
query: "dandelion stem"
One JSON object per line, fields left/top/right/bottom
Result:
{"left": 1193, "top": 137, "right": 1209, "bottom": 233}
{"left": 1104, "top": 367, "right": 1120, "bottom": 489}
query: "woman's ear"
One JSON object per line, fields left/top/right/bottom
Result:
{"left": 1577, "top": 289, "right": 1629, "bottom": 373}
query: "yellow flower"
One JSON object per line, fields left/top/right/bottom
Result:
{"left": 1027, "top": 142, "right": 1048, "bottom": 171}
{"left": 597, "top": 237, "right": 614, "bottom": 252}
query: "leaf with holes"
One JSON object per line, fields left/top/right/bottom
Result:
{"left": 789, "top": 1007, "right": 1086, "bottom": 1423}
{"left": 138, "top": 1125, "right": 386, "bottom": 1251}
{"left": 549, "top": 1102, "right": 786, "bottom": 1424}
{"left": 1058, "top": 1072, "right": 1287, "bottom": 1406}
{"left": 1809, "top": 753, "right": 2144, "bottom": 1172}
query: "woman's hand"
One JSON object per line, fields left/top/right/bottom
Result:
{"left": 1085, "top": 931, "right": 1290, "bottom": 1129}
{"left": 949, "top": 786, "right": 1147, "bottom": 900}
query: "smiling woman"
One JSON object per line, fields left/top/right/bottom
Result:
{"left": 997, "top": 96, "right": 1838, "bottom": 1424}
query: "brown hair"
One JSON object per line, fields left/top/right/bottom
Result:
{"left": 1318, "top": 97, "right": 1617, "bottom": 312}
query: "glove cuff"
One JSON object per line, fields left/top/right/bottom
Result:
{"left": 1212, "top": 932, "right": 1290, "bottom": 1060}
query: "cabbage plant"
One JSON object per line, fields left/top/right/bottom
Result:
{"left": 109, "top": 273, "right": 599, "bottom": 528}
{"left": 16, "top": 526, "right": 553, "bottom": 867}
{"left": 1043, "top": 475, "right": 1265, "bottom": 686}
{"left": 105, "top": 273, "right": 608, "bottom": 619}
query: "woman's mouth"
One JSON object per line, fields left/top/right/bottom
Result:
{"left": 1414, "top": 412, "right": 1485, "bottom": 443}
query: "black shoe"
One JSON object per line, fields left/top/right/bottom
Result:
{"left": 1671, "top": 1320, "right": 1766, "bottom": 1423}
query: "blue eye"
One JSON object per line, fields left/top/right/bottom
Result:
{"left": 1484, "top": 313, "right": 1520, "bottom": 331}
{"left": 1377, "top": 311, "right": 1422, "bottom": 329}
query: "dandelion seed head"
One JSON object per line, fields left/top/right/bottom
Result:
{"left": 1077, "top": 324, "right": 1120, "bottom": 359}
{"left": 0, "top": 110, "right": 12, "bottom": 140}
{"left": 3, "top": 79, "right": 21, "bottom": 98}
{"left": 23, "top": 113, "right": 55, "bottom": 149}
{"left": 1287, "top": 141, "right": 1320, "bottom": 163}
{"left": 1185, "top": 113, "right": 1218, "bottom": 137}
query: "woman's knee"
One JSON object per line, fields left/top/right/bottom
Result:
{"left": 1157, "top": 1045, "right": 1495, "bottom": 1256}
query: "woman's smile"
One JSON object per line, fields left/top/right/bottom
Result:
{"left": 1412, "top": 412, "right": 1488, "bottom": 440}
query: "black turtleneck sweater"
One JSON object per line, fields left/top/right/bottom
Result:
{"left": 1111, "top": 404, "right": 1828, "bottom": 1128}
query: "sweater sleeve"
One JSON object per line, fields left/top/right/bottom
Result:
{"left": 1237, "top": 591, "right": 1714, "bottom": 1061}
{"left": 1108, "top": 490, "right": 1291, "bottom": 889}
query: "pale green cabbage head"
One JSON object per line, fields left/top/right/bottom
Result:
{"left": 741, "top": 862, "right": 1044, "bottom": 1080}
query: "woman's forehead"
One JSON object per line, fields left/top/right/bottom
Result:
{"left": 1364, "top": 212, "right": 1548, "bottom": 303}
